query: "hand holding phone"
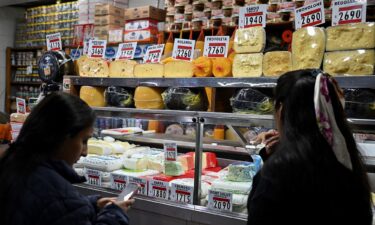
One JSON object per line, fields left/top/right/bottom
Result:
{"left": 117, "top": 183, "right": 140, "bottom": 201}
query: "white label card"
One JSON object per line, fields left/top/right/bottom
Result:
{"left": 208, "top": 190, "right": 233, "bottom": 212}
{"left": 62, "top": 78, "right": 71, "bottom": 92}
{"left": 164, "top": 142, "right": 177, "bottom": 161}
{"left": 85, "top": 169, "right": 102, "bottom": 187}
{"left": 143, "top": 44, "right": 165, "bottom": 63}
{"left": 203, "top": 36, "right": 230, "bottom": 58}
{"left": 295, "top": 0, "right": 325, "bottom": 29}
{"left": 116, "top": 42, "right": 137, "bottom": 60}
{"left": 128, "top": 176, "right": 148, "bottom": 196}
{"left": 148, "top": 180, "right": 169, "bottom": 200}
{"left": 88, "top": 40, "right": 107, "bottom": 58}
{"left": 26, "top": 65, "right": 33, "bottom": 75}
{"left": 332, "top": 0, "right": 367, "bottom": 26}
{"left": 110, "top": 174, "right": 128, "bottom": 191}
{"left": 239, "top": 5, "right": 268, "bottom": 28}
{"left": 46, "top": 33, "right": 62, "bottom": 51}
{"left": 171, "top": 183, "right": 193, "bottom": 204}
{"left": 16, "top": 98, "right": 26, "bottom": 114}
{"left": 172, "top": 39, "right": 195, "bottom": 61}
{"left": 83, "top": 37, "right": 96, "bottom": 55}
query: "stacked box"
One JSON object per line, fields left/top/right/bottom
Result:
{"left": 94, "top": 4, "right": 124, "bottom": 41}
{"left": 79, "top": 0, "right": 128, "bottom": 24}
{"left": 124, "top": 19, "right": 159, "bottom": 44}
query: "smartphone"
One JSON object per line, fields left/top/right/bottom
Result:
{"left": 117, "top": 183, "right": 140, "bottom": 201}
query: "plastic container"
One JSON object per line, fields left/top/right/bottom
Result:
{"left": 230, "top": 88, "right": 274, "bottom": 114}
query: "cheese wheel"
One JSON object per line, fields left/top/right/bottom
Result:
{"left": 193, "top": 56, "right": 213, "bottom": 77}
{"left": 134, "top": 87, "right": 164, "bottom": 109}
{"left": 263, "top": 51, "right": 292, "bottom": 76}
{"left": 233, "top": 53, "right": 263, "bottom": 77}
{"left": 109, "top": 60, "right": 137, "bottom": 77}
{"left": 212, "top": 58, "right": 232, "bottom": 77}
{"left": 164, "top": 61, "right": 194, "bottom": 78}
{"left": 80, "top": 86, "right": 106, "bottom": 107}
{"left": 134, "top": 64, "right": 164, "bottom": 78}
{"left": 76, "top": 56, "right": 109, "bottom": 77}
{"left": 234, "top": 27, "right": 266, "bottom": 53}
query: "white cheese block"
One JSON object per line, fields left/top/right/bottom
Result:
{"left": 111, "top": 169, "right": 160, "bottom": 177}
{"left": 76, "top": 56, "right": 109, "bottom": 77}
{"left": 109, "top": 60, "right": 137, "bottom": 77}
{"left": 232, "top": 53, "right": 263, "bottom": 77}
{"left": 170, "top": 178, "right": 210, "bottom": 198}
{"left": 292, "top": 27, "right": 325, "bottom": 70}
{"left": 88, "top": 141, "right": 113, "bottom": 155}
{"left": 323, "top": 50, "right": 375, "bottom": 75}
{"left": 81, "top": 155, "right": 123, "bottom": 172}
{"left": 123, "top": 155, "right": 149, "bottom": 171}
{"left": 211, "top": 179, "right": 252, "bottom": 194}
{"left": 164, "top": 161, "right": 185, "bottom": 176}
{"left": 227, "top": 162, "right": 257, "bottom": 182}
{"left": 234, "top": 27, "right": 266, "bottom": 53}
{"left": 164, "top": 61, "right": 194, "bottom": 78}
{"left": 123, "top": 146, "right": 151, "bottom": 158}
{"left": 134, "top": 64, "right": 164, "bottom": 78}
{"left": 263, "top": 51, "right": 292, "bottom": 76}
{"left": 326, "top": 22, "right": 375, "bottom": 51}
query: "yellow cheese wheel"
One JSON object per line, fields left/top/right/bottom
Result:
{"left": 80, "top": 86, "right": 106, "bottom": 107}
{"left": 76, "top": 56, "right": 109, "bottom": 77}
{"left": 164, "top": 61, "right": 194, "bottom": 78}
{"left": 109, "top": 60, "right": 137, "bottom": 77}
{"left": 134, "top": 87, "right": 165, "bottom": 109}
{"left": 134, "top": 64, "right": 164, "bottom": 78}
{"left": 193, "top": 56, "right": 213, "bottom": 77}
{"left": 212, "top": 58, "right": 232, "bottom": 77}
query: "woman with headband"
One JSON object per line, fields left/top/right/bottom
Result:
{"left": 247, "top": 69, "right": 372, "bottom": 225}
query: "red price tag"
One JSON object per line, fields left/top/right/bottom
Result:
{"left": 295, "top": 0, "right": 325, "bottom": 29}
{"left": 208, "top": 190, "right": 233, "bottom": 212}
{"left": 116, "top": 42, "right": 137, "bottom": 60}
{"left": 46, "top": 33, "right": 62, "bottom": 51}
{"left": 143, "top": 44, "right": 164, "bottom": 63}
{"left": 148, "top": 180, "right": 169, "bottom": 200}
{"left": 239, "top": 5, "right": 267, "bottom": 28}
{"left": 164, "top": 142, "right": 177, "bottom": 161}
{"left": 203, "top": 36, "right": 229, "bottom": 58}
{"left": 332, "top": 0, "right": 366, "bottom": 26}
{"left": 110, "top": 174, "right": 128, "bottom": 191}
{"left": 85, "top": 169, "right": 102, "bottom": 187}
{"left": 171, "top": 183, "right": 193, "bottom": 204}
{"left": 129, "top": 176, "right": 147, "bottom": 196}
{"left": 88, "top": 40, "right": 107, "bottom": 58}
{"left": 172, "top": 39, "right": 195, "bottom": 61}
{"left": 16, "top": 98, "right": 26, "bottom": 114}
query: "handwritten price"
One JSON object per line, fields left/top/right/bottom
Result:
{"left": 301, "top": 9, "right": 323, "bottom": 27}
{"left": 91, "top": 46, "right": 104, "bottom": 57}
{"left": 244, "top": 12, "right": 263, "bottom": 27}
{"left": 207, "top": 45, "right": 225, "bottom": 57}
{"left": 176, "top": 48, "right": 192, "bottom": 60}
{"left": 338, "top": 5, "right": 362, "bottom": 24}
{"left": 176, "top": 191, "right": 191, "bottom": 204}
{"left": 152, "top": 187, "right": 167, "bottom": 199}
{"left": 49, "top": 40, "right": 60, "bottom": 50}
{"left": 88, "top": 175, "right": 100, "bottom": 186}
{"left": 213, "top": 197, "right": 231, "bottom": 210}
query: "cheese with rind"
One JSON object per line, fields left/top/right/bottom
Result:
{"left": 234, "top": 27, "right": 266, "bottom": 53}
{"left": 232, "top": 53, "right": 263, "bottom": 77}
{"left": 134, "top": 64, "right": 164, "bottom": 78}
{"left": 134, "top": 87, "right": 164, "bottom": 109}
{"left": 263, "top": 51, "right": 292, "bottom": 76}
{"left": 109, "top": 60, "right": 137, "bottom": 77}
{"left": 76, "top": 56, "right": 109, "bottom": 77}
{"left": 164, "top": 61, "right": 194, "bottom": 78}
{"left": 80, "top": 86, "right": 106, "bottom": 107}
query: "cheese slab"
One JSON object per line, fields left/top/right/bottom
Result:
{"left": 263, "top": 51, "right": 292, "bottom": 76}
{"left": 109, "top": 60, "right": 137, "bottom": 77}
{"left": 164, "top": 61, "right": 194, "bottom": 78}
{"left": 76, "top": 56, "right": 109, "bottom": 77}
{"left": 232, "top": 53, "right": 263, "bottom": 77}
{"left": 80, "top": 86, "right": 106, "bottom": 107}
{"left": 81, "top": 155, "right": 123, "bottom": 172}
{"left": 323, "top": 50, "right": 375, "bottom": 76}
{"left": 134, "top": 64, "right": 164, "bottom": 78}
{"left": 211, "top": 180, "right": 252, "bottom": 195}
{"left": 234, "top": 27, "right": 266, "bottom": 53}
{"left": 134, "top": 87, "right": 165, "bottom": 109}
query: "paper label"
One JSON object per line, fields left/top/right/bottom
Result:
{"left": 16, "top": 98, "right": 26, "bottom": 114}
{"left": 46, "top": 33, "right": 62, "bottom": 51}
{"left": 148, "top": 180, "right": 169, "bottom": 200}
{"left": 143, "top": 44, "right": 165, "bottom": 63}
{"left": 203, "top": 36, "right": 230, "bottom": 58}
{"left": 164, "top": 142, "right": 177, "bottom": 161}
{"left": 239, "top": 5, "right": 268, "bottom": 28}
{"left": 172, "top": 39, "right": 195, "bottom": 61}
{"left": 88, "top": 40, "right": 107, "bottom": 58}
{"left": 62, "top": 78, "right": 71, "bottom": 92}
{"left": 171, "top": 183, "right": 193, "bottom": 204}
{"left": 85, "top": 168, "right": 102, "bottom": 187}
{"left": 26, "top": 65, "right": 33, "bottom": 75}
{"left": 332, "top": 0, "right": 366, "bottom": 26}
{"left": 295, "top": 0, "right": 325, "bottom": 29}
{"left": 115, "top": 42, "right": 137, "bottom": 60}
{"left": 110, "top": 174, "right": 128, "bottom": 191}
{"left": 208, "top": 190, "right": 233, "bottom": 212}
{"left": 128, "top": 176, "right": 148, "bottom": 196}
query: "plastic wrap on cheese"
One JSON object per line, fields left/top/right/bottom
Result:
{"left": 109, "top": 60, "right": 137, "bottom": 77}
{"left": 123, "top": 154, "right": 149, "bottom": 171}
{"left": 326, "top": 22, "right": 375, "bottom": 51}
{"left": 323, "top": 50, "right": 375, "bottom": 76}
{"left": 134, "top": 87, "right": 165, "bottom": 109}
{"left": 233, "top": 53, "right": 263, "bottom": 77}
{"left": 164, "top": 161, "right": 185, "bottom": 176}
{"left": 111, "top": 168, "right": 160, "bottom": 177}
{"left": 81, "top": 155, "right": 123, "bottom": 172}
{"left": 292, "top": 27, "right": 325, "bottom": 70}
{"left": 226, "top": 162, "right": 257, "bottom": 182}
{"left": 164, "top": 61, "right": 194, "bottom": 78}
{"left": 76, "top": 56, "right": 109, "bottom": 77}
{"left": 211, "top": 179, "right": 252, "bottom": 194}
{"left": 134, "top": 64, "right": 164, "bottom": 78}
{"left": 234, "top": 27, "right": 266, "bottom": 53}
{"left": 80, "top": 86, "right": 106, "bottom": 107}
{"left": 263, "top": 51, "right": 292, "bottom": 76}
{"left": 170, "top": 178, "right": 210, "bottom": 198}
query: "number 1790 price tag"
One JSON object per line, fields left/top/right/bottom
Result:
{"left": 208, "top": 190, "right": 233, "bottom": 212}
{"left": 332, "top": 0, "right": 366, "bottom": 26}
{"left": 295, "top": 0, "right": 325, "bottom": 29}
{"left": 172, "top": 39, "right": 195, "bottom": 61}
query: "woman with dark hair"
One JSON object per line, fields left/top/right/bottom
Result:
{"left": 0, "top": 92, "right": 133, "bottom": 225}
{"left": 247, "top": 69, "right": 373, "bottom": 225}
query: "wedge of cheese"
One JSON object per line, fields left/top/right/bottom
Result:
{"left": 80, "top": 86, "right": 106, "bottom": 107}
{"left": 234, "top": 27, "right": 266, "bottom": 53}
{"left": 76, "top": 56, "right": 109, "bottom": 77}
{"left": 164, "top": 61, "right": 194, "bottom": 78}
{"left": 326, "top": 22, "right": 375, "bottom": 51}
{"left": 134, "top": 64, "right": 164, "bottom": 78}
{"left": 233, "top": 53, "right": 263, "bottom": 77}
{"left": 292, "top": 27, "right": 325, "bottom": 70}
{"left": 323, "top": 50, "right": 375, "bottom": 76}
{"left": 109, "top": 60, "right": 137, "bottom": 77}
{"left": 263, "top": 51, "right": 292, "bottom": 76}
{"left": 134, "top": 87, "right": 165, "bottom": 109}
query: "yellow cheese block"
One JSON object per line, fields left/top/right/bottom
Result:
{"left": 234, "top": 27, "right": 266, "bottom": 53}
{"left": 76, "top": 56, "right": 109, "bottom": 77}
{"left": 109, "top": 60, "right": 137, "bottom": 77}
{"left": 263, "top": 51, "right": 292, "bottom": 76}
{"left": 134, "top": 64, "right": 164, "bottom": 78}
{"left": 323, "top": 50, "right": 375, "bottom": 76}
{"left": 80, "top": 86, "right": 106, "bottom": 107}
{"left": 233, "top": 53, "right": 263, "bottom": 77}
{"left": 134, "top": 87, "right": 165, "bottom": 109}
{"left": 164, "top": 61, "right": 194, "bottom": 78}
{"left": 326, "top": 22, "right": 375, "bottom": 51}
{"left": 292, "top": 27, "right": 325, "bottom": 70}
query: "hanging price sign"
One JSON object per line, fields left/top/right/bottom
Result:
{"left": 85, "top": 169, "right": 102, "bottom": 187}
{"left": 171, "top": 184, "right": 193, "bottom": 204}
{"left": 46, "top": 33, "right": 62, "bottom": 51}
{"left": 143, "top": 44, "right": 165, "bottom": 63}
{"left": 148, "top": 180, "right": 169, "bottom": 200}
{"left": 172, "top": 39, "right": 195, "bottom": 61}
{"left": 208, "top": 190, "right": 233, "bottom": 212}
{"left": 295, "top": 0, "right": 325, "bottom": 29}
{"left": 203, "top": 36, "right": 230, "bottom": 58}
{"left": 164, "top": 142, "right": 177, "bottom": 161}
{"left": 88, "top": 40, "right": 107, "bottom": 58}
{"left": 239, "top": 5, "right": 267, "bottom": 28}
{"left": 332, "top": 0, "right": 366, "bottom": 26}
{"left": 110, "top": 174, "right": 128, "bottom": 191}
{"left": 129, "top": 176, "right": 148, "bottom": 196}
{"left": 115, "top": 42, "right": 137, "bottom": 60}
{"left": 16, "top": 98, "right": 26, "bottom": 114}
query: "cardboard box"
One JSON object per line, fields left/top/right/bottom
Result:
{"left": 96, "top": 34, "right": 108, "bottom": 41}
{"left": 108, "top": 29, "right": 124, "bottom": 43}
{"left": 95, "top": 15, "right": 124, "bottom": 26}
{"left": 94, "top": 25, "right": 122, "bottom": 36}
{"left": 95, "top": 4, "right": 124, "bottom": 17}
{"left": 125, "top": 19, "right": 158, "bottom": 31}
{"left": 124, "top": 29, "right": 158, "bottom": 43}
{"left": 124, "top": 6, "right": 166, "bottom": 21}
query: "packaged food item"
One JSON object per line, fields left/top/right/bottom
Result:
{"left": 211, "top": 179, "right": 252, "bottom": 194}
{"left": 164, "top": 161, "right": 185, "bottom": 176}
{"left": 234, "top": 27, "right": 266, "bottom": 53}
{"left": 124, "top": 6, "right": 166, "bottom": 21}
{"left": 161, "top": 87, "right": 209, "bottom": 111}
{"left": 164, "top": 61, "right": 194, "bottom": 78}
{"left": 165, "top": 124, "right": 184, "bottom": 135}
{"left": 134, "top": 64, "right": 164, "bottom": 78}
{"left": 80, "top": 86, "right": 106, "bottom": 107}
{"left": 109, "top": 60, "right": 137, "bottom": 77}
{"left": 108, "top": 29, "right": 124, "bottom": 43}
{"left": 124, "top": 29, "right": 158, "bottom": 43}
{"left": 105, "top": 86, "right": 134, "bottom": 108}
{"left": 226, "top": 162, "right": 258, "bottom": 182}
{"left": 263, "top": 51, "right": 292, "bottom": 76}
{"left": 134, "top": 87, "right": 165, "bottom": 109}
{"left": 212, "top": 58, "right": 232, "bottom": 77}
{"left": 94, "top": 15, "right": 124, "bottom": 26}
{"left": 76, "top": 56, "right": 109, "bottom": 77}
{"left": 125, "top": 19, "right": 158, "bottom": 31}
{"left": 95, "top": 25, "right": 122, "bottom": 36}
{"left": 81, "top": 155, "right": 123, "bottom": 172}
{"left": 344, "top": 89, "right": 375, "bottom": 119}
{"left": 193, "top": 56, "right": 212, "bottom": 77}
{"left": 230, "top": 88, "right": 273, "bottom": 114}
{"left": 95, "top": 4, "right": 124, "bottom": 17}
{"left": 232, "top": 53, "right": 263, "bottom": 77}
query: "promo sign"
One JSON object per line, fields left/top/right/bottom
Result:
{"left": 46, "top": 33, "right": 62, "bottom": 51}
{"left": 85, "top": 169, "right": 102, "bottom": 187}
{"left": 239, "top": 5, "right": 268, "bottom": 28}
{"left": 171, "top": 183, "right": 193, "bottom": 204}
{"left": 143, "top": 44, "right": 165, "bottom": 63}
{"left": 172, "top": 39, "right": 195, "bottom": 61}
{"left": 295, "top": 0, "right": 325, "bottom": 29}
{"left": 203, "top": 36, "right": 230, "bottom": 58}
{"left": 16, "top": 98, "right": 26, "bottom": 114}
{"left": 148, "top": 180, "right": 169, "bottom": 200}
{"left": 332, "top": 0, "right": 367, "bottom": 26}
{"left": 128, "top": 176, "right": 148, "bottom": 196}
{"left": 110, "top": 173, "right": 128, "bottom": 191}
{"left": 208, "top": 190, "right": 233, "bottom": 212}
{"left": 115, "top": 42, "right": 137, "bottom": 60}
{"left": 88, "top": 39, "right": 107, "bottom": 58}
{"left": 164, "top": 142, "right": 177, "bottom": 161}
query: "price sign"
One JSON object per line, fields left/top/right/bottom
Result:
{"left": 85, "top": 169, "right": 102, "bottom": 187}
{"left": 143, "top": 44, "right": 165, "bottom": 63}
{"left": 208, "top": 190, "right": 233, "bottom": 212}
{"left": 203, "top": 36, "right": 230, "bottom": 58}
{"left": 172, "top": 39, "right": 195, "bottom": 61}
{"left": 110, "top": 174, "right": 128, "bottom": 191}
{"left": 295, "top": 0, "right": 325, "bottom": 29}
{"left": 171, "top": 184, "right": 193, "bottom": 204}
{"left": 332, "top": 0, "right": 366, "bottom": 26}
{"left": 239, "top": 5, "right": 267, "bottom": 28}
{"left": 115, "top": 42, "right": 137, "bottom": 60}
{"left": 88, "top": 40, "right": 107, "bottom": 58}
{"left": 129, "top": 176, "right": 148, "bottom": 196}
{"left": 164, "top": 142, "right": 177, "bottom": 161}
{"left": 16, "top": 98, "right": 26, "bottom": 114}
{"left": 83, "top": 38, "right": 96, "bottom": 55}
{"left": 63, "top": 78, "right": 71, "bottom": 92}
{"left": 148, "top": 180, "right": 169, "bottom": 200}
{"left": 46, "top": 33, "right": 62, "bottom": 51}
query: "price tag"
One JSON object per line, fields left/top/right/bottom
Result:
{"left": 295, "top": 0, "right": 325, "bottom": 29}
{"left": 172, "top": 39, "right": 195, "bottom": 61}
{"left": 164, "top": 142, "right": 177, "bottom": 161}
{"left": 239, "top": 5, "right": 267, "bottom": 28}
{"left": 332, "top": 0, "right": 366, "bottom": 26}
{"left": 110, "top": 174, "right": 128, "bottom": 191}
{"left": 46, "top": 33, "right": 62, "bottom": 51}
{"left": 88, "top": 39, "right": 107, "bottom": 58}
{"left": 85, "top": 169, "right": 102, "bottom": 187}
{"left": 83, "top": 37, "right": 96, "bottom": 55}
{"left": 63, "top": 78, "right": 71, "bottom": 92}
{"left": 171, "top": 184, "right": 193, "bottom": 204}
{"left": 129, "top": 176, "right": 148, "bottom": 196}
{"left": 16, "top": 98, "right": 26, "bottom": 114}
{"left": 143, "top": 44, "right": 165, "bottom": 63}
{"left": 115, "top": 42, "right": 137, "bottom": 60}
{"left": 148, "top": 180, "right": 169, "bottom": 200}
{"left": 203, "top": 36, "right": 230, "bottom": 58}
{"left": 26, "top": 65, "right": 33, "bottom": 75}
{"left": 208, "top": 190, "right": 233, "bottom": 212}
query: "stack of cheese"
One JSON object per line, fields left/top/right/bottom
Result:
{"left": 323, "top": 22, "right": 375, "bottom": 76}
{"left": 76, "top": 56, "right": 109, "bottom": 77}
{"left": 133, "top": 60, "right": 194, "bottom": 78}
{"left": 88, "top": 137, "right": 136, "bottom": 155}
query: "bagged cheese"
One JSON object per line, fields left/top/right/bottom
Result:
{"left": 234, "top": 27, "right": 266, "bottom": 53}
{"left": 211, "top": 179, "right": 252, "bottom": 194}
{"left": 80, "top": 86, "right": 106, "bottom": 107}
{"left": 263, "top": 51, "right": 292, "bottom": 76}
{"left": 232, "top": 53, "right": 263, "bottom": 77}
{"left": 109, "top": 60, "right": 137, "bottom": 77}
{"left": 164, "top": 61, "right": 194, "bottom": 78}
{"left": 134, "top": 87, "right": 165, "bottom": 109}
{"left": 81, "top": 155, "right": 123, "bottom": 172}
{"left": 292, "top": 27, "right": 325, "bottom": 70}
{"left": 323, "top": 50, "right": 375, "bottom": 75}
{"left": 76, "top": 56, "right": 109, "bottom": 77}
{"left": 134, "top": 64, "right": 164, "bottom": 78}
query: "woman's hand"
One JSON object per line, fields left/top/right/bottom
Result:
{"left": 97, "top": 197, "right": 116, "bottom": 209}
{"left": 114, "top": 199, "right": 135, "bottom": 213}
{"left": 254, "top": 130, "right": 280, "bottom": 155}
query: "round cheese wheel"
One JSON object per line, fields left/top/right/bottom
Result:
{"left": 80, "top": 86, "right": 106, "bottom": 107}
{"left": 134, "top": 87, "right": 164, "bottom": 109}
